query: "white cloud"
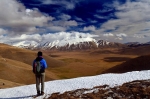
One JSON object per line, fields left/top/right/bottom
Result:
{"left": 48, "top": 26, "right": 67, "bottom": 32}
{"left": 58, "top": 14, "right": 71, "bottom": 20}
{"left": 115, "top": 33, "right": 127, "bottom": 40}
{"left": 116, "top": 33, "right": 127, "bottom": 38}
{"left": 83, "top": 25, "right": 96, "bottom": 31}
{"left": 0, "top": 32, "right": 99, "bottom": 46}
{"left": 95, "top": 0, "right": 150, "bottom": 43}
{"left": 0, "top": 28, "right": 7, "bottom": 35}
{"left": 103, "top": 33, "right": 114, "bottom": 37}
{"left": 53, "top": 20, "right": 78, "bottom": 27}
{"left": 0, "top": 0, "right": 78, "bottom": 37}
{"left": 133, "top": 34, "right": 145, "bottom": 38}
{"left": 38, "top": 0, "right": 76, "bottom": 10}
{"left": 94, "top": 15, "right": 107, "bottom": 19}
{"left": 63, "top": 20, "right": 78, "bottom": 27}
{"left": 90, "top": 20, "right": 98, "bottom": 23}
{"left": 0, "top": 0, "right": 54, "bottom": 35}
{"left": 96, "top": 8, "right": 113, "bottom": 13}
{"left": 74, "top": 16, "right": 83, "bottom": 22}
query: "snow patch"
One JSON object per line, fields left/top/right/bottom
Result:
{"left": 0, "top": 70, "right": 150, "bottom": 98}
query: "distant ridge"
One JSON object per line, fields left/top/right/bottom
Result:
{"left": 10, "top": 39, "right": 126, "bottom": 51}
{"left": 102, "top": 55, "right": 150, "bottom": 74}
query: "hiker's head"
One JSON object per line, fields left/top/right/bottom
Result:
{"left": 37, "top": 51, "right": 42, "bottom": 57}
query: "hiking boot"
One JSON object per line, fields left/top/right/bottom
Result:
{"left": 37, "top": 91, "right": 41, "bottom": 96}
{"left": 41, "top": 91, "right": 45, "bottom": 95}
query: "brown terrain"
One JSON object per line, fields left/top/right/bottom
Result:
{"left": 1, "top": 43, "right": 150, "bottom": 98}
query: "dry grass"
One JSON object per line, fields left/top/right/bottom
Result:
{"left": 46, "top": 50, "right": 137, "bottom": 79}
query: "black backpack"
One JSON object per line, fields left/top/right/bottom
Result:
{"left": 33, "top": 61, "right": 41, "bottom": 74}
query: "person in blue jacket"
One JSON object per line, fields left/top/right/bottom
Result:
{"left": 33, "top": 51, "right": 47, "bottom": 96}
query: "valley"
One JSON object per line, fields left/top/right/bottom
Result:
{"left": 46, "top": 49, "right": 137, "bottom": 79}
{"left": 1, "top": 43, "right": 150, "bottom": 89}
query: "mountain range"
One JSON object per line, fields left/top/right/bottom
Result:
{"left": 10, "top": 37, "right": 150, "bottom": 51}
{"left": 10, "top": 37, "right": 127, "bottom": 51}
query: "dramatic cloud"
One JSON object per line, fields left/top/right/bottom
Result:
{"left": 0, "top": 0, "right": 79, "bottom": 37}
{"left": 0, "top": 0, "right": 53, "bottom": 35}
{"left": 95, "top": 0, "right": 150, "bottom": 43}
{"left": 1, "top": 0, "right": 150, "bottom": 45}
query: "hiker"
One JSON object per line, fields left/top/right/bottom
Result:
{"left": 32, "top": 51, "right": 47, "bottom": 96}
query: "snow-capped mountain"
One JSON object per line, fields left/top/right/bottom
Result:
{"left": 11, "top": 39, "right": 124, "bottom": 50}
{"left": 0, "top": 31, "right": 127, "bottom": 50}
{"left": 7, "top": 32, "right": 126, "bottom": 50}
{"left": 125, "top": 42, "right": 150, "bottom": 47}
{"left": 11, "top": 36, "right": 97, "bottom": 49}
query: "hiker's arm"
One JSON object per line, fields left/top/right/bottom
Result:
{"left": 43, "top": 59, "right": 47, "bottom": 68}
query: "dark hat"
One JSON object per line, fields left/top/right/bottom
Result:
{"left": 37, "top": 51, "right": 42, "bottom": 56}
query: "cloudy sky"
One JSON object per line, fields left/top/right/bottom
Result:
{"left": 0, "top": 0, "right": 150, "bottom": 44}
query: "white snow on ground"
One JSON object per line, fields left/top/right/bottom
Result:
{"left": 0, "top": 70, "right": 150, "bottom": 99}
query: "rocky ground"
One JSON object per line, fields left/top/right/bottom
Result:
{"left": 48, "top": 79, "right": 150, "bottom": 99}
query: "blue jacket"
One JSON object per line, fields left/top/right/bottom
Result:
{"left": 33, "top": 57, "right": 47, "bottom": 73}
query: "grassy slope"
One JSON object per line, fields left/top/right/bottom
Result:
{"left": 0, "top": 44, "right": 65, "bottom": 68}
{"left": 0, "top": 44, "right": 64, "bottom": 88}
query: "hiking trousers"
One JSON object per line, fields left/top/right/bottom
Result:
{"left": 35, "top": 73, "right": 45, "bottom": 93}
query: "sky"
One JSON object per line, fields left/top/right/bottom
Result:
{"left": 0, "top": 70, "right": 150, "bottom": 98}
{"left": 0, "top": 0, "right": 150, "bottom": 44}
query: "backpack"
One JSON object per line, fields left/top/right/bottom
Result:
{"left": 33, "top": 61, "right": 41, "bottom": 74}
